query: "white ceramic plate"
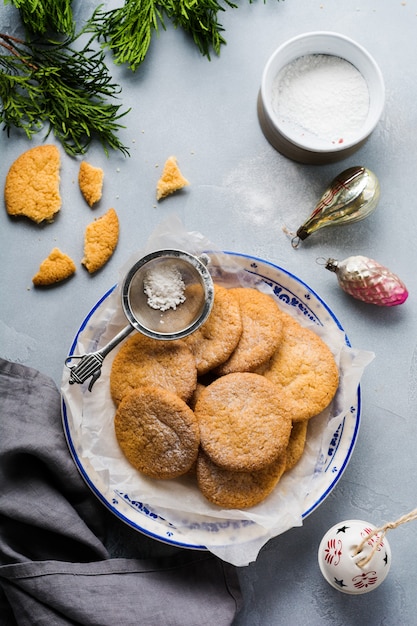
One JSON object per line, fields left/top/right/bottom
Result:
{"left": 61, "top": 252, "right": 360, "bottom": 551}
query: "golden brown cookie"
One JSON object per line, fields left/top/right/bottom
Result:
{"left": 110, "top": 332, "right": 197, "bottom": 406}
{"left": 82, "top": 207, "right": 119, "bottom": 273}
{"left": 196, "top": 449, "right": 287, "bottom": 509}
{"left": 78, "top": 161, "right": 104, "bottom": 207}
{"left": 114, "top": 386, "right": 200, "bottom": 479}
{"left": 216, "top": 287, "right": 284, "bottom": 375}
{"left": 182, "top": 285, "right": 243, "bottom": 375}
{"left": 156, "top": 156, "right": 189, "bottom": 200}
{"left": 188, "top": 382, "right": 206, "bottom": 410}
{"left": 194, "top": 372, "right": 292, "bottom": 472}
{"left": 5, "top": 144, "right": 61, "bottom": 223}
{"left": 32, "top": 247, "right": 76, "bottom": 286}
{"left": 262, "top": 312, "right": 339, "bottom": 421}
{"left": 285, "top": 420, "right": 308, "bottom": 471}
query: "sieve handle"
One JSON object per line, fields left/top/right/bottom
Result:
{"left": 65, "top": 325, "right": 134, "bottom": 391}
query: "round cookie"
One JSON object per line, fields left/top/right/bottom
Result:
{"left": 216, "top": 287, "right": 284, "bottom": 375}
{"left": 5, "top": 144, "right": 61, "bottom": 223}
{"left": 285, "top": 420, "right": 308, "bottom": 472}
{"left": 196, "top": 450, "right": 287, "bottom": 509}
{"left": 114, "top": 386, "right": 199, "bottom": 479}
{"left": 188, "top": 382, "right": 206, "bottom": 410}
{"left": 182, "top": 284, "right": 242, "bottom": 375}
{"left": 262, "top": 312, "right": 339, "bottom": 421}
{"left": 110, "top": 332, "right": 197, "bottom": 406}
{"left": 194, "top": 372, "right": 292, "bottom": 472}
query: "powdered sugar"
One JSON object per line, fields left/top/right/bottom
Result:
{"left": 143, "top": 265, "right": 186, "bottom": 311}
{"left": 272, "top": 54, "right": 369, "bottom": 145}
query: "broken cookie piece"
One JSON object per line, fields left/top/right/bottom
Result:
{"left": 5, "top": 144, "right": 61, "bottom": 223}
{"left": 156, "top": 156, "right": 189, "bottom": 200}
{"left": 32, "top": 247, "right": 76, "bottom": 286}
{"left": 82, "top": 207, "right": 119, "bottom": 273}
{"left": 78, "top": 161, "right": 104, "bottom": 207}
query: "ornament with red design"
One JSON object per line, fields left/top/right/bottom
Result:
{"left": 324, "top": 255, "right": 408, "bottom": 306}
{"left": 318, "top": 520, "right": 391, "bottom": 594}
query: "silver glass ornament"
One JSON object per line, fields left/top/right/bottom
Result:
{"left": 292, "top": 166, "right": 380, "bottom": 247}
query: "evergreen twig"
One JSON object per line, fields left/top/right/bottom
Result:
{"left": 5, "top": 0, "right": 75, "bottom": 35}
{"left": 92, "top": 0, "right": 272, "bottom": 72}
{"left": 0, "top": 28, "right": 130, "bottom": 156}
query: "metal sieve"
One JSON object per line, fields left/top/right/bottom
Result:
{"left": 65, "top": 249, "right": 214, "bottom": 390}
{"left": 122, "top": 249, "right": 214, "bottom": 340}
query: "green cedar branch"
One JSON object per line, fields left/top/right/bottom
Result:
{"left": 92, "top": 0, "right": 274, "bottom": 72}
{"left": 92, "top": 1, "right": 165, "bottom": 72}
{"left": 5, "top": 0, "right": 75, "bottom": 35}
{"left": 0, "top": 30, "right": 130, "bottom": 156}
{"left": 163, "top": 0, "right": 238, "bottom": 59}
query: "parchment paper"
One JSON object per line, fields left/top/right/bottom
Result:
{"left": 62, "top": 215, "right": 374, "bottom": 566}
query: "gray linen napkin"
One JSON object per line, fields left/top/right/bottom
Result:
{"left": 0, "top": 358, "right": 241, "bottom": 625}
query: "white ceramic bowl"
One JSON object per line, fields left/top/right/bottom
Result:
{"left": 258, "top": 32, "right": 385, "bottom": 164}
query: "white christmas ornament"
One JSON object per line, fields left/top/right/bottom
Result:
{"left": 318, "top": 519, "right": 391, "bottom": 594}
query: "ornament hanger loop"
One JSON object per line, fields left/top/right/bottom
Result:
{"left": 353, "top": 506, "right": 417, "bottom": 569}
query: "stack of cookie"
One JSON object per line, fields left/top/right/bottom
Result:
{"left": 111, "top": 285, "right": 339, "bottom": 509}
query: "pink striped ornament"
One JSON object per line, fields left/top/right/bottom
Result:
{"left": 325, "top": 255, "right": 408, "bottom": 306}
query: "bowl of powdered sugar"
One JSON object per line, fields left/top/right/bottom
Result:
{"left": 258, "top": 31, "right": 385, "bottom": 164}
